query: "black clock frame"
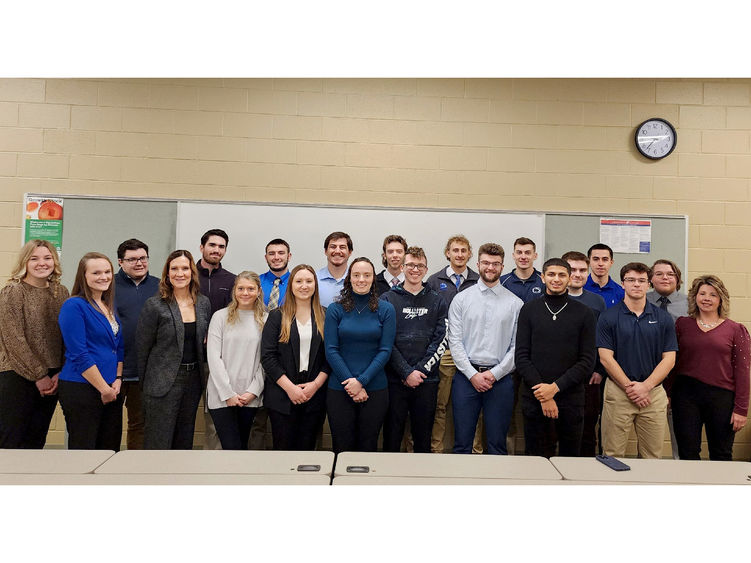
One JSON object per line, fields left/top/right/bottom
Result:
{"left": 634, "top": 117, "right": 677, "bottom": 160}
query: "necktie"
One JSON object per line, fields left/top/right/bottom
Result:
{"left": 658, "top": 295, "right": 670, "bottom": 310}
{"left": 391, "top": 277, "right": 399, "bottom": 288}
{"left": 454, "top": 274, "right": 463, "bottom": 290}
{"left": 267, "top": 278, "right": 281, "bottom": 310}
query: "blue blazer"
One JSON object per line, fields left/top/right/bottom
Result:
{"left": 59, "top": 296, "right": 124, "bottom": 385}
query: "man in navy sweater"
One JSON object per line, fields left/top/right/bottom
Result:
{"left": 114, "top": 238, "right": 159, "bottom": 450}
{"left": 381, "top": 246, "right": 448, "bottom": 453}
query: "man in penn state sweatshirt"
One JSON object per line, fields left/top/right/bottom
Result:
{"left": 380, "top": 246, "right": 448, "bottom": 453}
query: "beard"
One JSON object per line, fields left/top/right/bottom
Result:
{"left": 269, "top": 260, "right": 289, "bottom": 273}
{"left": 479, "top": 270, "right": 501, "bottom": 284}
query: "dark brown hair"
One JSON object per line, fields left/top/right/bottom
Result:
{"left": 338, "top": 257, "right": 379, "bottom": 313}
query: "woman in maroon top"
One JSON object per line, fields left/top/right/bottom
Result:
{"left": 672, "top": 275, "right": 750, "bottom": 461}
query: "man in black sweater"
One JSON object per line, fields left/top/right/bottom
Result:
{"left": 381, "top": 246, "right": 448, "bottom": 453}
{"left": 514, "top": 258, "right": 596, "bottom": 458}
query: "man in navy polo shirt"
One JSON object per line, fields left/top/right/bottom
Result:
{"left": 584, "top": 243, "right": 625, "bottom": 309}
{"left": 596, "top": 262, "right": 677, "bottom": 459}
{"left": 499, "top": 237, "right": 544, "bottom": 303}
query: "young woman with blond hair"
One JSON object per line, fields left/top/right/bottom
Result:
{"left": 0, "top": 240, "right": 69, "bottom": 448}
{"left": 207, "top": 271, "right": 266, "bottom": 450}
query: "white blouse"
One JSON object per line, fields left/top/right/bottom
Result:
{"left": 206, "top": 308, "right": 266, "bottom": 410}
{"left": 296, "top": 317, "right": 313, "bottom": 373}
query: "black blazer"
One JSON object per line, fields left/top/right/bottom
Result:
{"left": 261, "top": 308, "right": 329, "bottom": 415}
{"left": 136, "top": 294, "right": 212, "bottom": 398}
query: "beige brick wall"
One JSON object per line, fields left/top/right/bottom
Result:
{"left": 2, "top": 77, "right": 750, "bottom": 458}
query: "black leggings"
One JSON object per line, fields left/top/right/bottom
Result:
{"left": 671, "top": 375, "right": 736, "bottom": 461}
{"left": 327, "top": 388, "right": 388, "bottom": 453}
{"left": 0, "top": 370, "right": 58, "bottom": 449}
{"left": 209, "top": 406, "right": 257, "bottom": 450}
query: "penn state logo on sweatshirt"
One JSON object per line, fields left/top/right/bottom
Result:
{"left": 402, "top": 307, "right": 428, "bottom": 320}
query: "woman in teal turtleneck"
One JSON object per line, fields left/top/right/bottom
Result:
{"left": 324, "top": 257, "right": 396, "bottom": 453}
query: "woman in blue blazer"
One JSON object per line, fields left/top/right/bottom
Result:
{"left": 58, "top": 252, "right": 124, "bottom": 450}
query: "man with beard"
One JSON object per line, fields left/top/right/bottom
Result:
{"left": 260, "top": 239, "right": 292, "bottom": 310}
{"left": 317, "top": 231, "right": 352, "bottom": 307}
{"left": 197, "top": 228, "right": 236, "bottom": 314}
{"left": 375, "top": 234, "right": 407, "bottom": 297}
{"left": 448, "top": 242, "right": 522, "bottom": 454}
{"left": 515, "top": 258, "right": 596, "bottom": 457}
{"left": 197, "top": 228, "right": 236, "bottom": 450}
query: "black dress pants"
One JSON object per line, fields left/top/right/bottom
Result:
{"left": 0, "top": 370, "right": 58, "bottom": 449}
{"left": 383, "top": 380, "right": 438, "bottom": 453}
{"left": 268, "top": 403, "right": 327, "bottom": 451}
{"left": 521, "top": 394, "right": 583, "bottom": 458}
{"left": 671, "top": 375, "right": 736, "bottom": 461}
{"left": 58, "top": 380, "right": 123, "bottom": 451}
{"left": 209, "top": 405, "right": 257, "bottom": 450}
{"left": 327, "top": 387, "right": 388, "bottom": 453}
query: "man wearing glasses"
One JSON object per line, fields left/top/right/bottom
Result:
{"left": 646, "top": 259, "right": 688, "bottom": 321}
{"left": 596, "top": 262, "right": 678, "bottom": 459}
{"left": 447, "top": 243, "right": 522, "bottom": 454}
{"left": 114, "top": 238, "right": 159, "bottom": 450}
{"left": 380, "top": 246, "right": 448, "bottom": 453}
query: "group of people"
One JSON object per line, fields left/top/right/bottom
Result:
{"left": 0, "top": 228, "right": 747, "bottom": 462}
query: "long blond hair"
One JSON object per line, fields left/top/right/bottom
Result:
{"left": 279, "top": 264, "right": 325, "bottom": 343}
{"left": 8, "top": 240, "right": 63, "bottom": 296}
{"left": 227, "top": 271, "right": 265, "bottom": 329}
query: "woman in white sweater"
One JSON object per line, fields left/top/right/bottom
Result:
{"left": 206, "top": 271, "right": 266, "bottom": 450}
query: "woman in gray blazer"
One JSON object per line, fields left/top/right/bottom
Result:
{"left": 137, "top": 250, "right": 211, "bottom": 449}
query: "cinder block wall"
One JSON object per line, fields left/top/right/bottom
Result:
{"left": 1, "top": 78, "right": 749, "bottom": 457}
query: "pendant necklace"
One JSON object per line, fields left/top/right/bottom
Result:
{"left": 544, "top": 301, "right": 567, "bottom": 321}
{"left": 355, "top": 303, "right": 369, "bottom": 314}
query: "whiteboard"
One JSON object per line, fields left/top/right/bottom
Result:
{"left": 176, "top": 202, "right": 545, "bottom": 278}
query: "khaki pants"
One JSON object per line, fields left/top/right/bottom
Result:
{"left": 602, "top": 378, "right": 667, "bottom": 459}
{"left": 430, "top": 349, "right": 484, "bottom": 453}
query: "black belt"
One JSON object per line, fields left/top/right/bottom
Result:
{"left": 470, "top": 362, "right": 494, "bottom": 372}
{"left": 180, "top": 362, "right": 198, "bottom": 371}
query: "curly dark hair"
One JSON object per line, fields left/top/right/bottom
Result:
{"left": 338, "top": 257, "right": 380, "bottom": 313}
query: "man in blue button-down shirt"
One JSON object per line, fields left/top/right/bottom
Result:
{"left": 448, "top": 242, "right": 523, "bottom": 455}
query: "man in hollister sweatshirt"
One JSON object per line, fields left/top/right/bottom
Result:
{"left": 380, "top": 246, "right": 448, "bottom": 453}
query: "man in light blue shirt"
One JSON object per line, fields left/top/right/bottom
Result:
{"left": 448, "top": 242, "right": 523, "bottom": 454}
{"left": 317, "top": 231, "right": 352, "bottom": 307}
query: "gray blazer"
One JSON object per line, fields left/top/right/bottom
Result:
{"left": 136, "top": 294, "right": 212, "bottom": 397}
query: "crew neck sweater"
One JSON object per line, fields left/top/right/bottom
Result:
{"left": 0, "top": 281, "right": 69, "bottom": 381}
{"left": 324, "top": 293, "right": 396, "bottom": 392}
{"left": 515, "top": 292, "right": 596, "bottom": 404}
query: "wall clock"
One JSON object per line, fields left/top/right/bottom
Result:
{"left": 635, "top": 118, "right": 677, "bottom": 160}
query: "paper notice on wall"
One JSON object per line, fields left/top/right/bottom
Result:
{"left": 24, "top": 195, "right": 64, "bottom": 254}
{"left": 599, "top": 218, "right": 651, "bottom": 254}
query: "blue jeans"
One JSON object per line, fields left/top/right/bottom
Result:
{"left": 452, "top": 371, "right": 514, "bottom": 454}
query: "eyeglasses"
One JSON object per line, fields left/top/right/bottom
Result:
{"left": 653, "top": 272, "right": 676, "bottom": 278}
{"left": 479, "top": 261, "right": 502, "bottom": 269}
{"left": 122, "top": 256, "right": 149, "bottom": 264}
{"left": 623, "top": 277, "right": 648, "bottom": 284}
{"left": 404, "top": 263, "right": 427, "bottom": 271}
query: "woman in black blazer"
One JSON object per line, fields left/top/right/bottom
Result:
{"left": 261, "top": 264, "right": 329, "bottom": 450}
{"left": 137, "top": 250, "right": 212, "bottom": 449}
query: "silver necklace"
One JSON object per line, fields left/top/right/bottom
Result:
{"left": 355, "top": 303, "right": 369, "bottom": 314}
{"left": 544, "top": 300, "right": 567, "bottom": 321}
{"left": 698, "top": 318, "right": 720, "bottom": 329}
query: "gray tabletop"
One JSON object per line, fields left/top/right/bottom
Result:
{"left": 550, "top": 456, "right": 751, "bottom": 484}
{"left": 334, "top": 452, "right": 562, "bottom": 480}
{"left": 0, "top": 449, "right": 115, "bottom": 474}
{"left": 94, "top": 450, "right": 335, "bottom": 476}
